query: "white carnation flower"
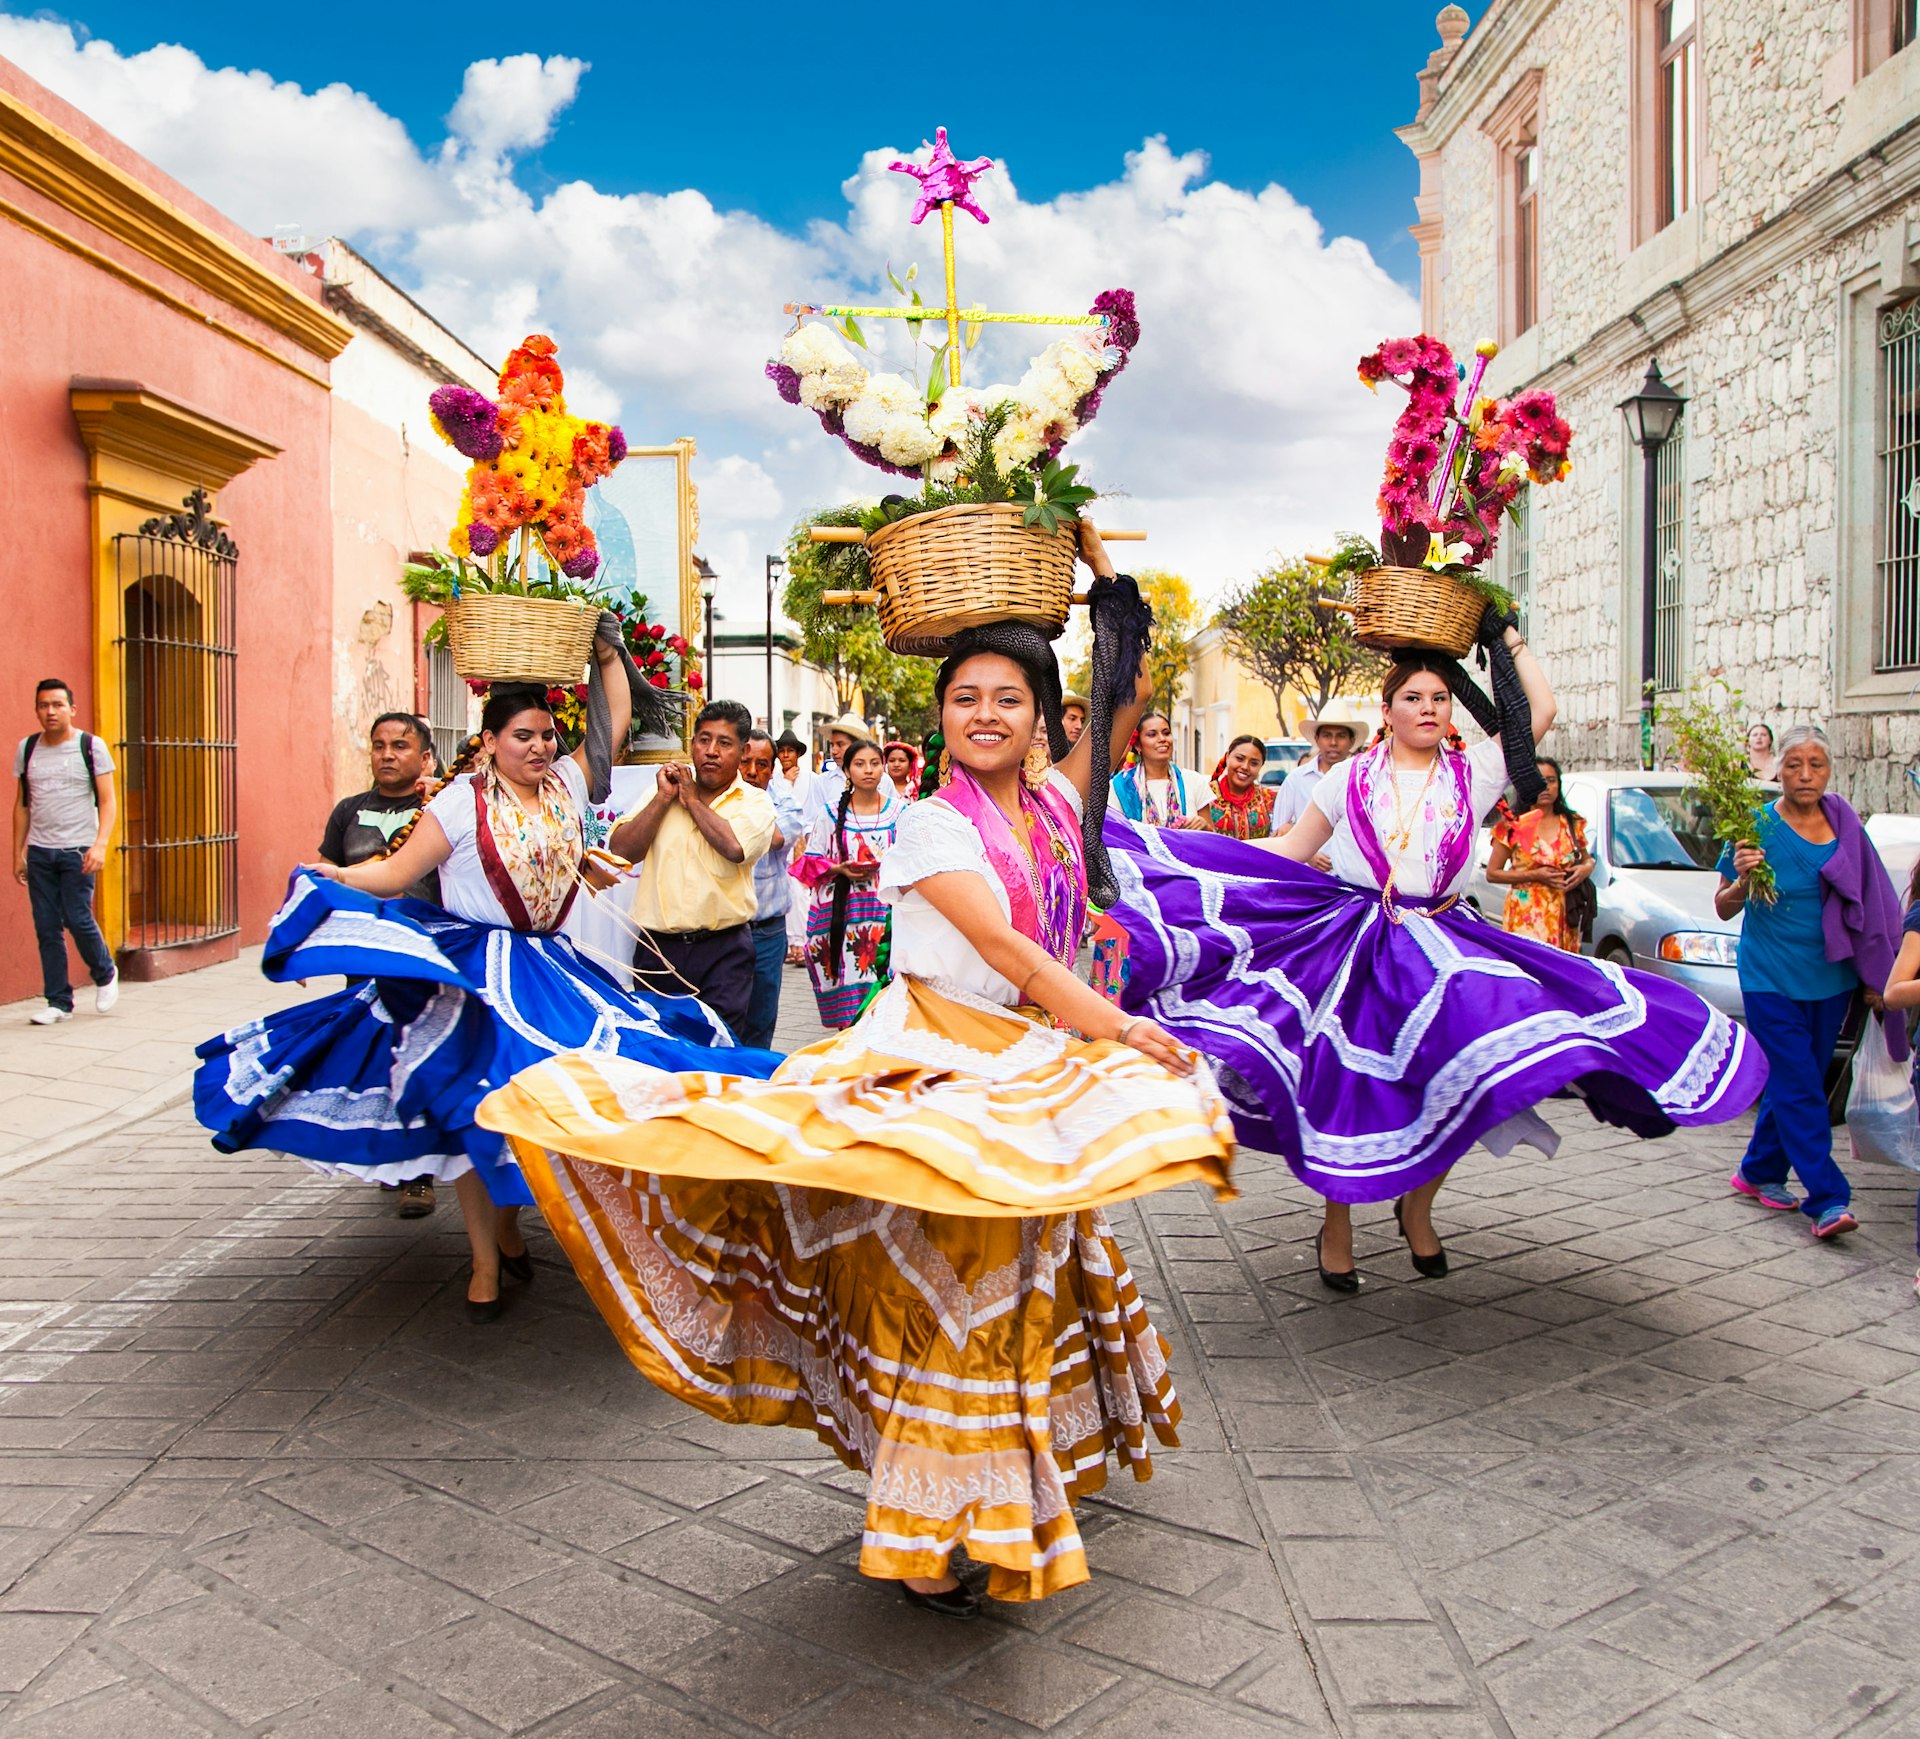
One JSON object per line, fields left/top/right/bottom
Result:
{"left": 993, "top": 411, "right": 1048, "bottom": 471}
{"left": 1044, "top": 340, "right": 1099, "bottom": 396}
{"left": 879, "top": 415, "right": 943, "bottom": 467}
{"left": 928, "top": 386, "right": 989, "bottom": 444}
{"left": 799, "top": 365, "right": 865, "bottom": 411}
{"left": 782, "top": 324, "right": 854, "bottom": 374}
{"left": 863, "top": 372, "right": 924, "bottom": 416}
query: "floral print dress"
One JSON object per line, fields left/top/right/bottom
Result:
{"left": 1493, "top": 808, "right": 1587, "bottom": 952}
{"left": 793, "top": 793, "right": 907, "bottom": 1027}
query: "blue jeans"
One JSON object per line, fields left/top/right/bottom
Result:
{"left": 1740, "top": 989, "right": 1855, "bottom": 1220}
{"left": 742, "top": 917, "right": 787, "bottom": 1051}
{"left": 26, "top": 845, "right": 115, "bottom": 1011}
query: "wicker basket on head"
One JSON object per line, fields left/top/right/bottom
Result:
{"left": 443, "top": 594, "right": 600, "bottom": 684}
{"left": 866, "top": 503, "right": 1078, "bottom": 656}
{"left": 1348, "top": 565, "right": 1487, "bottom": 659}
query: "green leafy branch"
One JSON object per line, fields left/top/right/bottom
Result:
{"left": 1666, "top": 679, "right": 1778, "bottom": 903}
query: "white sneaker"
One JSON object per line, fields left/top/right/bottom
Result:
{"left": 94, "top": 971, "right": 119, "bottom": 1014}
{"left": 29, "top": 1006, "right": 72, "bottom": 1025}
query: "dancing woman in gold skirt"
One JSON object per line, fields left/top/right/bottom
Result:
{"left": 477, "top": 527, "right": 1234, "bottom": 1611}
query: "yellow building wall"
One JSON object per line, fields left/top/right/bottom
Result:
{"left": 1175, "top": 631, "right": 1310, "bottom": 772}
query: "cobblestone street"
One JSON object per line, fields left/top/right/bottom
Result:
{"left": 3, "top": 962, "right": 1920, "bottom": 1737}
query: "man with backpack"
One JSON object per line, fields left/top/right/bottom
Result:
{"left": 12, "top": 679, "right": 118, "bottom": 1025}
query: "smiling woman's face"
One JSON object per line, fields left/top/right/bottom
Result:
{"left": 941, "top": 654, "right": 1035, "bottom": 778}
{"left": 1137, "top": 714, "right": 1173, "bottom": 769}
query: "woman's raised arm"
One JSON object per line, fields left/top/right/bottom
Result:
{"left": 303, "top": 812, "right": 453, "bottom": 897}
{"left": 1054, "top": 522, "right": 1152, "bottom": 806}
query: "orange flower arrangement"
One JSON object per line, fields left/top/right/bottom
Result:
{"left": 429, "top": 336, "right": 628, "bottom": 579}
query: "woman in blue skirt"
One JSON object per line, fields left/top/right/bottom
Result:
{"left": 196, "top": 647, "right": 776, "bottom": 1320}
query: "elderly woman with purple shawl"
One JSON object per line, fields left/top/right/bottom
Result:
{"left": 1716, "top": 725, "right": 1904, "bottom": 1240}
{"left": 1104, "top": 622, "right": 1768, "bottom": 1293}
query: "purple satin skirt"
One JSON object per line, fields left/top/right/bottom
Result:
{"left": 1104, "top": 819, "right": 1767, "bottom": 1204}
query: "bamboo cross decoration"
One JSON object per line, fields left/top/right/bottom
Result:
{"left": 781, "top": 127, "right": 1108, "bottom": 389}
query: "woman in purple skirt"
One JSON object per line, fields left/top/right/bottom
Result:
{"left": 1104, "top": 622, "right": 1767, "bottom": 1292}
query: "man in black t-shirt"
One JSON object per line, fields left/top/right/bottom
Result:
{"left": 320, "top": 713, "right": 441, "bottom": 905}
{"left": 319, "top": 712, "right": 441, "bottom": 1218}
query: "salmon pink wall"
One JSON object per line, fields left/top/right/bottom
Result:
{"left": 0, "top": 57, "right": 335, "bottom": 1002}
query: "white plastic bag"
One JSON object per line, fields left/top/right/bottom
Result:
{"left": 1846, "top": 1013, "right": 1920, "bottom": 1173}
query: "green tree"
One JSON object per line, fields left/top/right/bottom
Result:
{"left": 1137, "top": 569, "right": 1200, "bottom": 712}
{"left": 1217, "top": 556, "right": 1386, "bottom": 721}
{"left": 1062, "top": 568, "right": 1201, "bottom": 711}
{"left": 781, "top": 510, "right": 938, "bottom": 740}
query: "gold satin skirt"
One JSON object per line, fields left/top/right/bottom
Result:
{"left": 478, "top": 976, "right": 1236, "bottom": 1602}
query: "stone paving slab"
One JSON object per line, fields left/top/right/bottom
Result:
{"left": 0, "top": 948, "right": 326, "bottom": 1175}
{"left": 0, "top": 957, "right": 1917, "bottom": 1734}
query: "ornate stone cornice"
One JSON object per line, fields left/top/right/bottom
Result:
{"left": 0, "top": 86, "right": 352, "bottom": 363}
{"left": 70, "top": 379, "right": 282, "bottom": 496}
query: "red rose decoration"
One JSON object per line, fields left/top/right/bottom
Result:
{"left": 648, "top": 623, "right": 665, "bottom": 639}
{"left": 648, "top": 673, "right": 669, "bottom": 689}
{"left": 667, "top": 634, "right": 688, "bottom": 654}
{"left": 686, "top": 670, "right": 704, "bottom": 691}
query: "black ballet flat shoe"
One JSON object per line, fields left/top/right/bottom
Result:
{"left": 499, "top": 1249, "right": 534, "bottom": 1285}
{"left": 1393, "top": 1198, "right": 1449, "bottom": 1279}
{"left": 1316, "top": 1228, "right": 1360, "bottom": 1295}
{"left": 901, "top": 1580, "right": 981, "bottom": 1619}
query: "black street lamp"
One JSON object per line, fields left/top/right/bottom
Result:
{"left": 765, "top": 553, "right": 786, "bottom": 730}
{"left": 1617, "top": 359, "right": 1686, "bottom": 770}
{"left": 696, "top": 556, "right": 718, "bottom": 698}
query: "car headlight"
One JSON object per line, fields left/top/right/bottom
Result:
{"left": 1658, "top": 932, "right": 1740, "bottom": 966}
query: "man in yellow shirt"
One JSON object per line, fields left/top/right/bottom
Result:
{"left": 612, "top": 699, "right": 775, "bottom": 1044}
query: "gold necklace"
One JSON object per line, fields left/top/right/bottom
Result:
{"left": 1383, "top": 750, "right": 1443, "bottom": 855}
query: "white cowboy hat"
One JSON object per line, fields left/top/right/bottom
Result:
{"left": 825, "top": 712, "right": 874, "bottom": 742}
{"left": 1309, "top": 699, "right": 1368, "bottom": 736}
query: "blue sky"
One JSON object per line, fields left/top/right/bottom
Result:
{"left": 25, "top": 0, "right": 1481, "bottom": 288}
{"left": 2, "top": 2, "right": 1486, "bottom": 593}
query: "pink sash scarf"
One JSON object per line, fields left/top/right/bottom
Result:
{"left": 935, "top": 765, "right": 1088, "bottom": 964}
{"left": 1345, "top": 742, "right": 1477, "bottom": 903}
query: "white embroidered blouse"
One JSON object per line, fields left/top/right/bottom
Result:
{"left": 877, "top": 771, "right": 1085, "bottom": 1007}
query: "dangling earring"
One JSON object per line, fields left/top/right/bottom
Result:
{"left": 937, "top": 748, "right": 952, "bottom": 784}
{"left": 1023, "top": 739, "right": 1051, "bottom": 785}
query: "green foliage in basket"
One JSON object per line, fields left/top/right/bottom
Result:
{"left": 1666, "top": 680, "right": 1777, "bottom": 904}
{"left": 1327, "top": 533, "right": 1516, "bottom": 622}
{"left": 401, "top": 549, "right": 603, "bottom": 648}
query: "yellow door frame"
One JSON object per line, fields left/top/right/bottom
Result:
{"left": 69, "top": 383, "right": 280, "bottom": 950}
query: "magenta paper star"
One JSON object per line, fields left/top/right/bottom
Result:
{"left": 888, "top": 127, "right": 993, "bottom": 226}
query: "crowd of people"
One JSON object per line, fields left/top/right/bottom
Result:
{"left": 25, "top": 519, "right": 1916, "bottom": 1623}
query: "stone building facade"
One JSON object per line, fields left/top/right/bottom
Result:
{"left": 1398, "top": 0, "right": 1920, "bottom": 810}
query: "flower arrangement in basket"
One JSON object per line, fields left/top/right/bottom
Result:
{"left": 404, "top": 335, "right": 630, "bottom": 684}
{"left": 767, "top": 126, "right": 1140, "bottom": 653}
{"left": 1328, "top": 335, "right": 1574, "bottom": 658}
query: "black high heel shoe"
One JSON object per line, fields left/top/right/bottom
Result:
{"left": 1316, "top": 1227, "right": 1360, "bottom": 1294}
{"left": 901, "top": 1579, "right": 981, "bottom": 1619}
{"left": 1393, "top": 1198, "right": 1448, "bottom": 1279}
{"left": 499, "top": 1248, "right": 534, "bottom": 1285}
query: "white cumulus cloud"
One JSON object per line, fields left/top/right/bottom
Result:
{"left": 0, "top": 19, "right": 1420, "bottom": 624}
